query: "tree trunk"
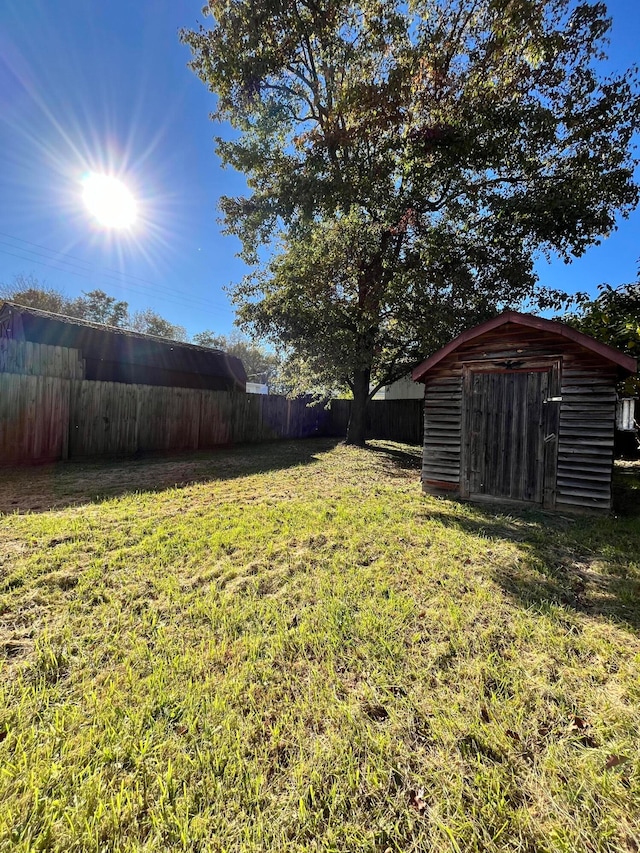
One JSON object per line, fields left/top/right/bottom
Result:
{"left": 345, "top": 368, "right": 370, "bottom": 446}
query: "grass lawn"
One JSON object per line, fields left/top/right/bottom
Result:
{"left": 1, "top": 439, "right": 639, "bottom": 853}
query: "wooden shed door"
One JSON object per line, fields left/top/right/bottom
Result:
{"left": 463, "top": 364, "right": 559, "bottom": 506}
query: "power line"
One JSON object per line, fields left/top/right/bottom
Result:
{"left": 0, "top": 236, "right": 227, "bottom": 312}
{"left": 0, "top": 238, "right": 214, "bottom": 311}
{"left": 0, "top": 230, "right": 227, "bottom": 299}
{"left": 0, "top": 231, "right": 234, "bottom": 316}
{"left": 0, "top": 247, "right": 85, "bottom": 279}
{"left": 0, "top": 245, "right": 221, "bottom": 315}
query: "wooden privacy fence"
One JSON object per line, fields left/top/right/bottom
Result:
{"left": 0, "top": 374, "right": 71, "bottom": 463}
{"left": 329, "top": 398, "right": 424, "bottom": 445}
{"left": 0, "top": 374, "right": 330, "bottom": 465}
{"left": 0, "top": 374, "right": 425, "bottom": 465}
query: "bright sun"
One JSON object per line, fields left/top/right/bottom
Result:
{"left": 82, "top": 173, "right": 137, "bottom": 228}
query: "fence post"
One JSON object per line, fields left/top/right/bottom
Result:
{"left": 62, "top": 379, "right": 71, "bottom": 461}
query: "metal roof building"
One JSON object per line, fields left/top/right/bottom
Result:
{"left": 0, "top": 302, "right": 246, "bottom": 392}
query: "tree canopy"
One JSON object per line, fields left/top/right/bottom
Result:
{"left": 193, "top": 329, "right": 284, "bottom": 389}
{"left": 566, "top": 281, "right": 640, "bottom": 356}
{"left": 563, "top": 276, "right": 640, "bottom": 393}
{"left": 129, "top": 308, "right": 188, "bottom": 342}
{"left": 183, "top": 0, "right": 639, "bottom": 443}
{"left": 68, "top": 290, "right": 129, "bottom": 328}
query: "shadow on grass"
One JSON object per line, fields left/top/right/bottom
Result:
{"left": 420, "top": 462, "right": 640, "bottom": 634}
{"left": 364, "top": 440, "right": 423, "bottom": 473}
{"left": 0, "top": 438, "right": 342, "bottom": 515}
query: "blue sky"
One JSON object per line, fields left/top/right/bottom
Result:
{"left": 0, "top": 0, "right": 638, "bottom": 339}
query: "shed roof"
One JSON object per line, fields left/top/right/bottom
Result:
{"left": 412, "top": 310, "right": 637, "bottom": 382}
{"left": 0, "top": 301, "right": 247, "bottom": 386}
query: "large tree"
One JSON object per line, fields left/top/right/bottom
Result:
{"left": 182, "top": 0, "right": 639, "bottom": 444}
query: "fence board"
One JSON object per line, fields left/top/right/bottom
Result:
{"left": 329, "top": 398, "right": 423, "bottom": 444}
{"left": 0, "top": 374, "right": 69, "bottom": 463}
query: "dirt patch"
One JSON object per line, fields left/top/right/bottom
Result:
{"left": 0, "top": 541, "right": 27, "bottom": 566}
{"left": 1, "top": 638, "right": 34, "bottom": 662}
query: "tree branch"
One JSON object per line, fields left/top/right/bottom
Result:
{"left": 262, "top": 81, "right": 319, "bottom": 122}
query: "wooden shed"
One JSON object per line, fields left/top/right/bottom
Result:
{"left": 412, "top": 311, "right": 637, "bottom": 513}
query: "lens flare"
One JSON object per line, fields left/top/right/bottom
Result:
{"left": 82, "top": 173, "right": 137, "bottom": 228}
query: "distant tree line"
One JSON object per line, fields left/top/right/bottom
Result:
{"left": 0, "top": 274, "right": 188, "bottom": 341}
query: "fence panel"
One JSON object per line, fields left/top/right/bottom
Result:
{"left": 199, "top": 391, "right": 233, "bottom": 446}
{"left": 328, "top": 400, "right": 351, "bottom": 437}
{"left": 135, "top": 386, "right": 200, "bottom": 452}
{"left": 329, "top": 398, "right": 423, "bottom": 444}
{"left": 0, "top": 373, "right": 70, "bottom": 463}
{"left": 69, "top": 380, "right": 139, "bottom": 457}
{"left": 260, "top": 394, "right": 286, "bottom": 440}
{"left": 368, "top": 399, "right": 424, "bottom": 444}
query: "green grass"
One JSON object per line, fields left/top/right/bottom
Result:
{"left": 1, "top": 439, "right": 639, "bottom": 853}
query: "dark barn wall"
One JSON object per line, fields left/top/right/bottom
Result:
{"left": 421, "top": 323, "right": 620, "bottom": 513}
{"left": 83, "top": 358, "right": 240, "bottom": 391}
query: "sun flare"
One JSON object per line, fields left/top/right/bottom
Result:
{"left": 82, "top": 173, "right": 137, "bottom": 228}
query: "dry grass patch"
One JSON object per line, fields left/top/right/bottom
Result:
{"left": 1, "top": 441, "right": 639, "bottom": 852}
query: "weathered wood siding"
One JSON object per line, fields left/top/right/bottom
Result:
{"left": 556, "top": 363, "right": 616, "bottom": 512}
{"left": 0, "top": 338, "right": 84, "bottom": 379}
{"left": 421, "top": 323, "right": 621, "bottom": 512}
{"left": 422, "top": 375, "right": 462, "bottom": 493}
